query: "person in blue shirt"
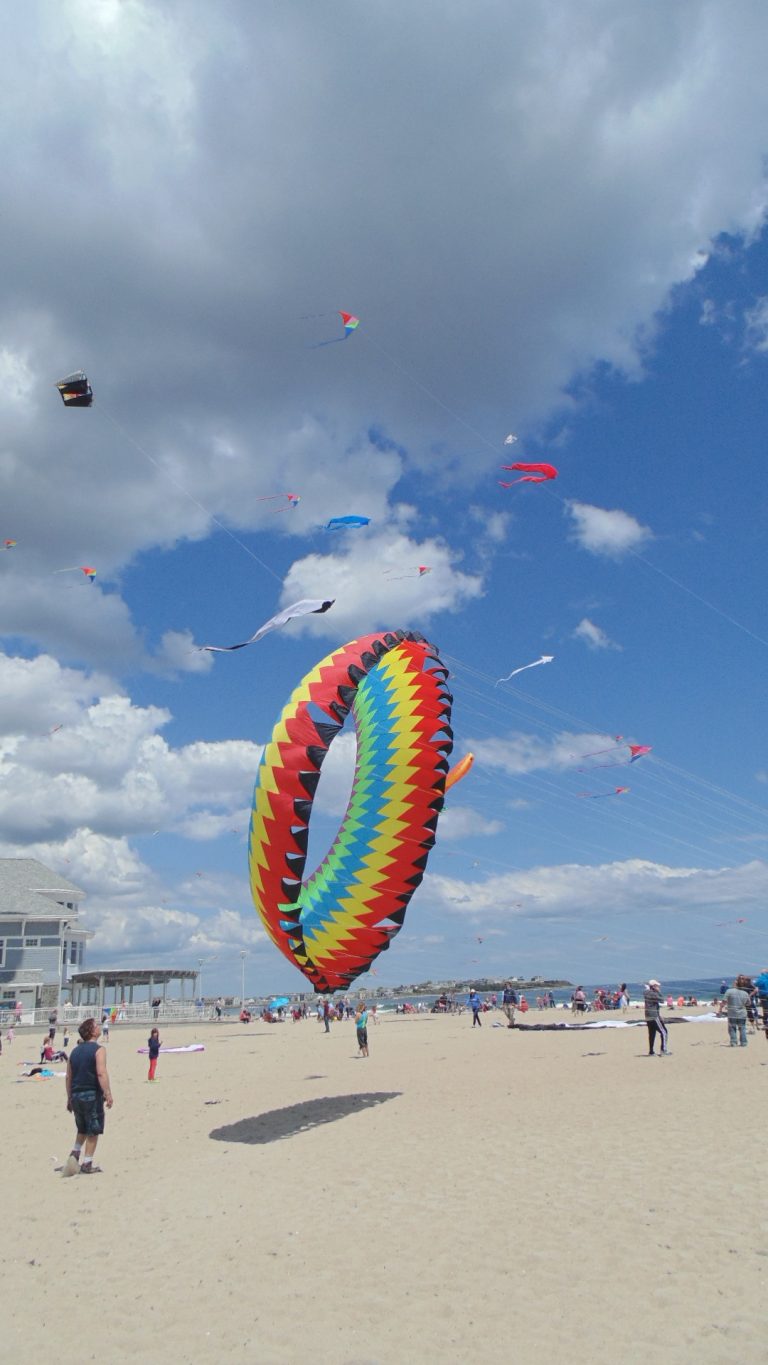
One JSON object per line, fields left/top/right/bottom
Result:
{"left": 147, "top": 1027, "right": 162, "bottom": 1082}
{"left": 754, "top": 968, "right": 768, "bottom": 1038}
{"left": 502, "top": 983, "right": 518, "bottom": 1028}
{"left": 62, "top": 1017, "right": 114, "bottom": 1176}
{"left": 355, "top": 1003, "right": 369, "bottom": 1057}
{"left": 468, "top": 990, "right": 483, "bottom": 1027}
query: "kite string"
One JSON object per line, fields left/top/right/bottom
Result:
{"left": 367, "top": 329, "right": 768, "bottom": 654}
{"left": 365, "top": 336, "right": 501, "bottom": 456}
{"left": 95, "top": 404, "right": 284, "bottom": 584}
{"left": 627, "top": 548, "right": 768, "bottom": 649}
{"left": 443, "top": 652, "right": 768, "bottom": 849}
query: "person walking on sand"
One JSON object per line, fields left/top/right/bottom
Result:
{"left": 754, "top": 967, "right": 768, "bottom": 1039}
{"left": 502, "top": 982, "right": 518, "bottom": 1028}
{"left": 355, "top": 1002, "right": 369, "bottom": 1057}
{"left": 323, "top": 999, "right": 332, "bottom": 1034}
{"left": 147, "top": 1027, "right": 162, "bottom": 1081}
{"left": 469, "top": 989, "right": 483, "bottom": 1026}
{"left": 723, "top": 978, "right": 750, "bottom": 1048}
{"left": 61, "top": 1018, "right": 113, "bottom": 1176}
{"left": 644, "top": 979, "right": 669, "bottom": 1056}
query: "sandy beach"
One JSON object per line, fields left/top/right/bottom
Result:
{"left": 2, "top": 1010, "right": 766, "bottom": 1364}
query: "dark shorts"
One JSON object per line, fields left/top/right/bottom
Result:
{"left": 357, "top": 1027, "right": 368, "bottom": 1047}
{"left": 71, "top": 1089, "right": 105, "bottom": 1136}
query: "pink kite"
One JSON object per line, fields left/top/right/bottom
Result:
{"left": 255, "top": 493, "right": 300, "bottom": 513}
{"left": 578, "top": 741, "right": 651, "bottom": 771}
{"left": 499, "top": 462, "right": 558, "bottom": 487}
{"left": 54, "top": 565, "right": 97, "bottom": 581}
{"left": 383, "top": 565, "right": 431, "bottom": 580}
{"left": 578, "top": 786, "right": 629, "bottom": 800}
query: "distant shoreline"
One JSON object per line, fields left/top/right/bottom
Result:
{"left": 392, "top": 979, "right": 573, "bottom": 996}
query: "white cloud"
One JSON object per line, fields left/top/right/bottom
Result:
{"left": 0, "top": 652, "right": 261, "bottom": 842}
{"left": 744, "top": 296, "right": 768, "bottom": 352}
{"left": 438, "top": 807, "right": 504, "bottom": 841}
{"left": 0, "top": 345, "right": 35, "bottom": 409}
{"left": 424, "top": 856, "right": 768, "bottom": 920}
{"left": 466, "top": 729, "right": 620, "bottom": 777}
{"left": 280, "top": 531, "right": 484, "bottom": 637}
{"left": 699, "top": 298, "right": 717, "bottom": 326}
{"left": 566, "top": 501, "right": 653, "bottom": 558}
{"left": 572, "top": 617, "right": 621, "bottom": 650}
{"left": 86, "top": 903, "right": 267, "bottom": 964}
{"left": 155, "top": 630, "right": 214, "bottom": 675}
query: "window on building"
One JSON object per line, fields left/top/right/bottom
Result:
{"left": 6, "top": 937, "right": 23, "bottom": 947}
{"left": 41, "top": 937, "right": 60, "bottom": 947}
{"left": 24, "top": 937, "right": 40, "bottom": 948}
{"left": 0, "top": 942, "right": 5, "bottom": 967}
{"left": 70, "top": 942, "right": 78, "bottom": 964}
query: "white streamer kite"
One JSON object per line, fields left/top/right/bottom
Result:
{"left": 200, "top": 598, "right": 335, "bottom": 652}
{"left": 495, "top": 654, "right": 554, "bottom": 685}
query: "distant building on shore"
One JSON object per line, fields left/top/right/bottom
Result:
{"left": 0, "top": 858, "right": 93, "bottom": 1017}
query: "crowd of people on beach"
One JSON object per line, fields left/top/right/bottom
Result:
{"left": 5, "top": 963, "right": 767, "bottom": 1178}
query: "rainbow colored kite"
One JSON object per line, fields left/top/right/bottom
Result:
{"left": 309, "top": 311, "right": 361, "bottom": 349}
{"left": 248, "top": 629, "right": 453, "bottom": 992}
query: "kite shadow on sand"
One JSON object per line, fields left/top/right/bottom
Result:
{"left": 209, "top": 1092, "right": 401, "bottom": 1146}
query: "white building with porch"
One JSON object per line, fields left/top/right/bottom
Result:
{"left": 0, "top": 858, "right": 93, "bottom": 1021}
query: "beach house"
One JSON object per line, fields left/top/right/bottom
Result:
{"left": 0, "top": 857, "right": 93, "bottom": 1020}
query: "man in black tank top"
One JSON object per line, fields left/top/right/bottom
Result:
{"left": 62, "top": 1017, "right": 114, "bottom": 1176}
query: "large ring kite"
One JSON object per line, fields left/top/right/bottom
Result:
{"left": 248, "top": 629, "right": 453, "bottom": 993}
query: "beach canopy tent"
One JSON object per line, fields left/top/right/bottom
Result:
{"left": 69, "top": 967, "right": 199, "bottom": 1010}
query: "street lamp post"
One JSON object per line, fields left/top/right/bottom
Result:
{"left": 59, "top": 921, "right": 72, "bottom": 1010}
{"left": 240, "top": 950, "right": 247, "bottom": 1005}
{"left": 197, "top": 956, "right": 217, "bottom": 1012}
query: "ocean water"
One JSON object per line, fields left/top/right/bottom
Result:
{"left": 372, "top": 977, "right": 730, "bottom": 1012}
{"left": 226, "top": 977, "right": 733, "bottom": 1015}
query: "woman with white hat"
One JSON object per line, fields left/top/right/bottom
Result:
{"left": 643, "top": 980, "right": 669, "bottom": 1056}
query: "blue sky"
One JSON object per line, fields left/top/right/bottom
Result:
{"left": 2, "top": 1, "right": 768, "bottom": 996}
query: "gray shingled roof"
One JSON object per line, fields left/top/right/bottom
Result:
{"left": 0, "top": 858, "right": 85, "bottom": 918}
